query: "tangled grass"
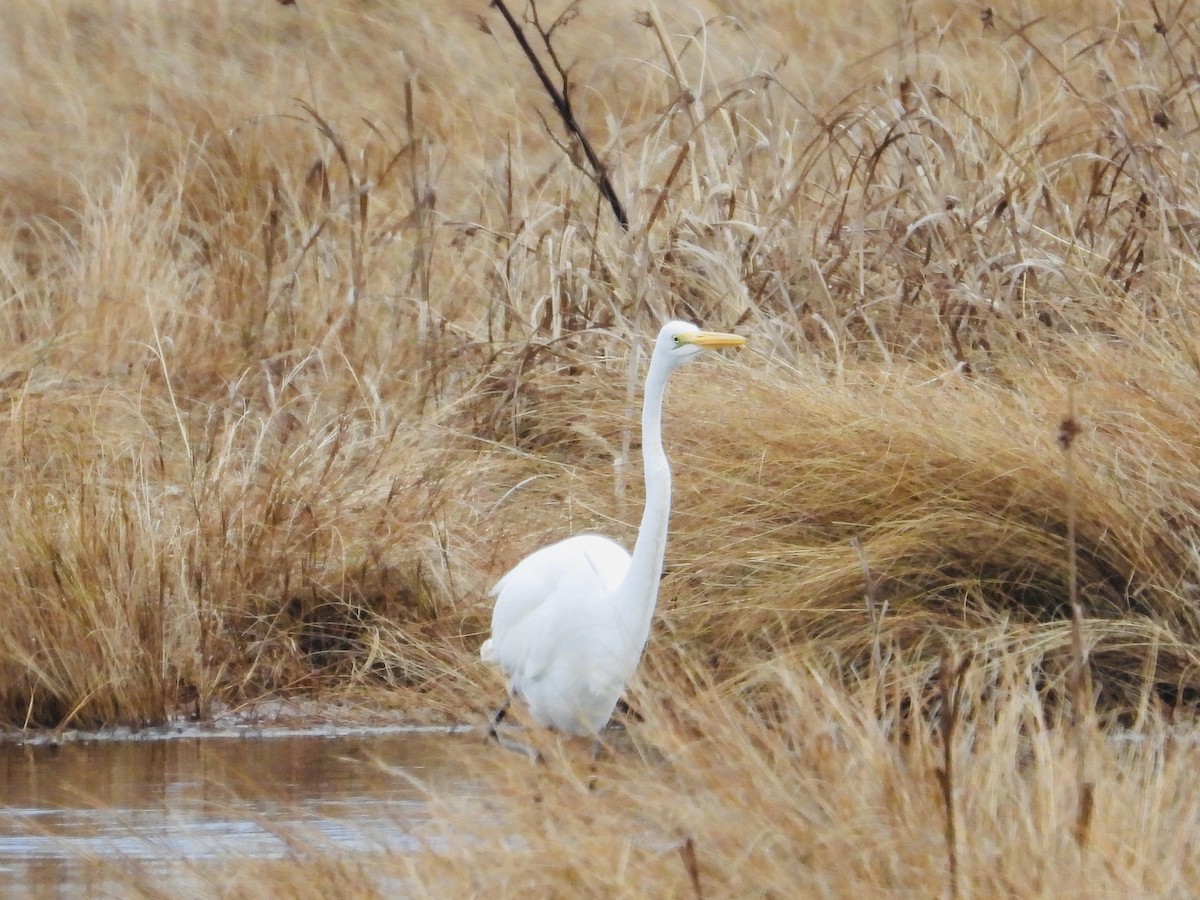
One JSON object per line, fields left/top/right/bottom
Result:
{"left": 4, "top": 0, "right": 1200, "bottom": 893}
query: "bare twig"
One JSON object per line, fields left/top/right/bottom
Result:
{"left": 490, "top": 0, "right": 629, "bottom": 230}
{"left": 678, "top": 833, "right": 704, "bottom": 900}
{"left": 298, "top": 101, "right": 366, "bottom": 331}
{"left": 1058, "top": 397, "right": 1089, "bottom": 717}
{"left": 851, "top": 536, "right": 887, "bottom": 677}
{"left": 1058, "top": 389, "right": 1095, "bottom": 852}
{"left": 937, "top": 647, "right": 971, "bottom": 900}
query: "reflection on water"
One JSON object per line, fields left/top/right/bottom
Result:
{"left": 0, "top": 727, "right": 482, "bottom": 896}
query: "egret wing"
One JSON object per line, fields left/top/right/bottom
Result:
{"left": 485, "top": 534, "right": 631, "bottom": 682}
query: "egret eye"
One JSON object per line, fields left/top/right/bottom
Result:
{"left": 672, "top": 335, "right": 681, "bottom": 344}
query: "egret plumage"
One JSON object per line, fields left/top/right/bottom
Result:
{"left": 481, "top": 321, "right": 746, "bottom": 737}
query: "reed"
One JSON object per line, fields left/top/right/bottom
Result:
{"left": 3, "top": 0, "right": 1200, "bottom": 893}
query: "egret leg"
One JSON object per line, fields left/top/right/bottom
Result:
{"left": 485, "top": 697, "right": 542, "bottom": 762}
{"left": 587, "top": 736, "right": 606, "bottom": 792}
{"left": 486, "top": 697, "right": 511, "bottom": 743}
{"left": 496, "top": 734, "right": 542, "bottom": 762}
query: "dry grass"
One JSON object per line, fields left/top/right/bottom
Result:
{"left": 4, "top": 0, "right": 1200, "bottom": 893}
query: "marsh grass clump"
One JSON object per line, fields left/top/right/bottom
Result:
{"left": 5, "top": 0, "right": 1200, "bottom": 892}
{"left": 172, "top": 651, "right": 1200, "bottom": 898}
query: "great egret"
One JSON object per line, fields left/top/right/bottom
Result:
{"left": 480, "top": 321, "right": 746, "bottom": 737}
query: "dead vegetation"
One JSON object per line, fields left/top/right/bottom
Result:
{"left": 3, "top": 0, "right": 1200, "bottom": 893}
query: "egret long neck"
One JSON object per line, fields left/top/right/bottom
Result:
{"left": 617, "top": 354, "right": 673, "bottom": 641}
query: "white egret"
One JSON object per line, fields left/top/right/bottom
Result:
{"left": 480, "top": 321, "right": 746, "bottom": 738}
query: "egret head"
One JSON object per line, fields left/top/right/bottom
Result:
{"left": 655, "top": 320, "right": 746, "bottom": 370}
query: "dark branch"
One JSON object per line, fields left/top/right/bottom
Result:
{"left": 490, "top": 0, "right": 629, "bottom": 230}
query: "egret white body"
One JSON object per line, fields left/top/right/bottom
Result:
{"left": 480, "top": 321, "right": 746, "bottom": 736}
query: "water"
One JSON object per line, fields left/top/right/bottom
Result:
{"left": 0, "top": 725, "right": 482, "bottom": 896}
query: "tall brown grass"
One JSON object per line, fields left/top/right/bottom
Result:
{"left": 4, "top": 0, "right": 1200, "bottom": 893}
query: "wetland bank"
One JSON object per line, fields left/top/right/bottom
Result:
{"left": 2, "top": 0, "right": 1200, "bottom": 895}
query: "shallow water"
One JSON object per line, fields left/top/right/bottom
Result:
{"left": 0, "top": 725, "right": 482, "bottom": 896}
